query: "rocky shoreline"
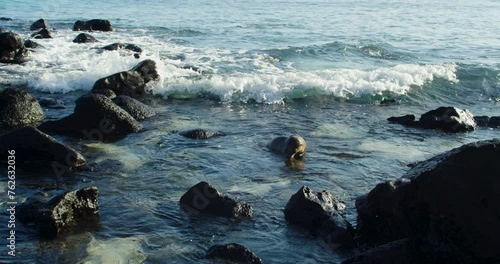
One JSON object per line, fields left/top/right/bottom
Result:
{"left": 1, "top": 18, "right": 500, "bottom": 263}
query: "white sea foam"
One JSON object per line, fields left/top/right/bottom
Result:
{"left": 80, "top": 236, "right": 147, "bottom": 264}
{"left": 1, "top": 29, "right": 457, "bottom": 103}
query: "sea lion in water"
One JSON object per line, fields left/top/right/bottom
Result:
{"left": 267, "top": 134, "right": 306, "bottom": 160}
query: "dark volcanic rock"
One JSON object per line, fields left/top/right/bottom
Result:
{"left": 388, "top": 106, "right": 476, "bottom": 133}
{"left": 285, "top": 186, "right": 354, "bottom": 249}
{"left": 179, "top": 129, "right": 225, "bottom": 139}
{"left": 92, "top": 59, "right": 159, "bottom": 98}
{"left": 488, "top": 116, "right": 500, "bottom": 128}
{"left": 92, "top": 89, "right": 116, "bottom": 99}
{"left": 0, "top": 89, "right": 44, "bottom": 129}
{"left": 206, "top": 243, "right": 262, "bottom": 264}
{"left": 30, "top": 19, "right": 51, "bottom": 31}
{"left": 102, "top": 43, "right": 142, "bottom": 53}
{"left": 112, "top": 95, "right": 155, "bottom": 120}
{"left": 24, "top": 39, "right": 44, "bottom": 49}
{"left": 0, "top": 127, "right": 86, "bottom": 171}
{"left": 473, "top": 116, "right": 490, "bottom": 127}
{"left": 355, "top": 139, "right": 500, "bottom": 262}
{"left": 0, "top": 17, "right": 12, "bottom": 21}
{"left": 180, "top": 182, "right": 252, "bottom": 220}
{"left": 73, "top": 19, "right": 113, "bottom": 32}
{"left": 18, "top": 187, "right": 99, "bottom": 238}
{"left": 73, "top": 33, "right": 98, "bottom": 43}
{"left": 39, "top": 97, "right": 66, "bottom": 109}
{"left": 0, "top": 32, "right": 29, "bottom": 63}
{"left": 38, "top": 93, "right": 142, "bottom": 142}
{"left": 31, "top": 28, "right": 52, "bottom": 39}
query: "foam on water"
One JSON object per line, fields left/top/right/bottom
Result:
{"left": 81, "top": 235, "right": 147, "bottom": 264}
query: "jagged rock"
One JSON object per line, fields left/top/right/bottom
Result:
{"left": 73, "top": 19, "right": 113, "bottom": 32}
{"left": 30, "top": 19, "right": 52, "bottom": 31}
{"left": 31, "top": 28, "right": 52, "bottom": 39}
{"left": 0, "top": 89, "right": 44, "bottom": 129}
{"left": 18, "top": 187, "right": 99, "bottom": 238}
{"left": 38, "top": 93, "right": 142, "bottom": 142}
{"left": 102, "top": 43, "right": 142, "bottom": 53}
{"left": 180, "top": 182, "right": 252, "bottom": 220}
{"left": 388, "top": 107, "right": 476, "bottom": 132}
{"left": 112, "top": 95, "right": 155, "bottom": 120}
{"left": 91, "top": 59, "right": 159, "bottom": 98}
{"left": 206, "top": 243, "right": 262, "bottom": 264}
{"left": 73, "top": 33, "right": 98, "bottom": 43}
{"left": 0, "top": 32, "right": 29, "bottom": 63}
{"left": 179, "top": 129, "right": 225, "bottom": 139}
{"left": 24, "top": 39, "right": 44, "bottom": 49}
{"left": 284, "top": 186, "right": 354, "bottom": 249}
{"left": 0, "top": 126, "right": 86, "bottom": 171}
{"left": 39, "top": 97, "right": 66, "bottom": 109}
{"left": 355, "top": 139, "right": 500, "bottom": 262}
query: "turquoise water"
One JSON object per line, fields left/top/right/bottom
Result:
{"left": 1, "top": 0, "right": 500, "bottom": 263}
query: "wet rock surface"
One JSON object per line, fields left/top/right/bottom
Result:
{"left": 39, "top": 97, "right": 66, "bottom": 109}
{"left": 354, "top": 139, "right": 500, "bottom": 263}
{"left": 388, "top": 106, "right": 476, "bottom": 132}
{"left": 179, "top": 129, "right": 225, "bottom": 139}
{"left": 31, "top": 28, "right": 52, "bottom": 39}
{"left": 206, "top": 243, "right": 262, "bottom": 264}
{"left": 0, "top": 32, "right": 28, "bottom": 63}
{"left": 73, "top": 33, "right": 98, "bottom": 43}
{"left": 0, "top": 126, "right": 86, "bottom": 171}
{"left": 38, "top": 93, "right": 142, "bottom": 142}
{"left": 102, "top": 43, "right": 142, "bottom": 53}
{"left": 0, "top": 89, "right": 44, "bottom": 129}
{"left": 73, "top": 19, "right": 113, "bottom": 32}
{"left": 180, "top": 181, "right": 252, "bottom": 220}
{"left": 112, "top": 95, "right": 155, "bottom": 120}
{"left": 92, "top": 59, "right": 159, "bottom": 98}
{"left": 30, "top": 19, "right": 52, "bottom": 31}
{"left": 18, "top": 187, "right": 99, "bottom": 238}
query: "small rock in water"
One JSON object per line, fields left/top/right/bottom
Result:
{"left": 39, "top": 97, "right": 66, "bottom": 109}
{"left": 0, "top": 88, "right": 44, "bottom": 129}
{"left": 206, "top": 243, "right": 262, "bottom": 264}
{"left": 179, "top": 129, "right": 225, "bottom": 139}
{"left": 73, "top": 33, "right": 98, "bottom": 43}
{"left": 0, "top": 32, "right": 29, "bottom": 63}
{"left": 102, "top": 43, "right": 143, "bottom": 53}
{"left": 24, "top": 39, "right": 44, "bottom": 49}
{"left": 30, "top": 19, "right": 52, "bottom": 31}
{"left": 31, "top": 28, "right": 52, "bottom": 39}
{"left": 73, "top": 19, "right": 113, "bottom": 32}
{"left": 180, "top": 181, "right": 252, "bottom": 220}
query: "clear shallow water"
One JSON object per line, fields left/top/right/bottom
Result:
{"left": 1, "top": 0, "right": 500, "bottom": 263}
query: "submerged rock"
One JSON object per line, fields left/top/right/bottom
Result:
{"left": 355, "top": 139, "right": 500, "bottom": 262}
{"left": 0, "top": 88, "right": 44, "bottom": 129}
{"left": 388, "top": 106, "right": 476, "bottom": 133}
{"left": 38, "top": 93, "right": 142, "bottom": 142}
{"left": 102, "top": 43, "right": 142, "bottom": 53}
{"left": 18, "top": 187, "right": 99, "bottom": 238}
{"left": 73, "top": 19, "right": 113, "bottom": 32}
{"left": 0, "top": 32, "right": 28, "bottom": 63}
{"left": 0, "top": 126, "right": 86, "bottom": 172}
{"left": 179, "top": 129, "right": 225, "bottom": 139}
{"left": 0, "top": 17, "right": 12, "bottom": 21}
{"left": 285, "top": 186, "right": 354, "bottom": 249}
{"left": 267, "top": 134, "right": 307, "bottom": 160}
{"left": 31, "top": 28, "right": 52, "bottom": 39}
{"left": 39, "top": 97, "right": 66, "bottom": 109}
{"left": 92, "top": 59, "right": 159, "bottom": 98}
{"left": 180, "top": 182, "right": 252, "bottom": 220}
{"left": 112, "top": 95, "right": 155, "bottom": 120}
{"left": 73, "top": 33, "right": 98, "bottom": 43}
{"left": 206, "top": 243, "right": 262, "bottom": 264}
{"left": 30, "top": 19, "right": 52, "bottom": 31}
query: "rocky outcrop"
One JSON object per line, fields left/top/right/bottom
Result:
{"left": 353, "top": 139, "right": 500, "bottom": 263}
{"left": 0, "top": 32, "right": 28, "bottom": 63}
{"left": 73, "top": 33, "right": 98, "bottom": 43}
{"left": 31, "top": 28, "right": 52, "bottom": 39}
{"left": 388, "top": 106, "right": 476, "bottom": 132}
{"left": 474, "top": 116, "right": 500, "bottom": 128}
{"left": 102, "top": 43, "right": 142, "bottom": 53}
{"left": 112, "top": 95, "right": 155, "bottom": 120}
{"left": 38, "top": 93, "right": 142, "bottom": 142}
{"left": 92, "top": 59, "right": 159, "bottom": 98}
{"left": 30, "top": 19, "right": 52, "bottom": 31}
{"left": 179, "top": 129, "right": 225, "bottom": 139}
{"left": 180, "top": 182, "right": 252, "bottom": 220}
{"left": 0, "top": 126, "right": 85, "bottom": 171}
{"left": 285, "top": 186, "right": 354, "bottom": 249}
{"left": 73, "top": 19, "right": 113, "bottom": 32}
{"left": 18, "top": 187, "right": 99, "bottom": 238}
{"left": 206, "top": 243, "right": 262, "bottom": 264}
{"left": 0, "top": 89, "right": 44, "bottom": 129}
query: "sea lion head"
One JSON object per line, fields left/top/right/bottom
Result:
{"left": 284, "top": 134, "right": 306, "bottom": 160}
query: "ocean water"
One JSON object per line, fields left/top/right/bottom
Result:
{"left": 1, "top": 0, "right": 499, "bottom": 263}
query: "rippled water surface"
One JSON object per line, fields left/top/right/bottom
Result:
{"left": 1, "top": 0, "right": 499, "bottom": 263}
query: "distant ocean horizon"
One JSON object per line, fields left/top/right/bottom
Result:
{"left": 1, "top": 0, "right": 499, "bottom": 263}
